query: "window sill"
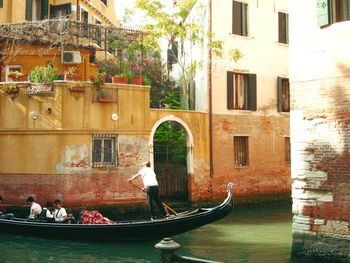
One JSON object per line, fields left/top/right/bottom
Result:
{"left": 276, "top": 42, "right": 289, "bottom": 47}
{"left": 234, "top": 165, "right": 249, "bottom": 169}
{"left": 228, "top": 33, "right": 254, "bottom": 40}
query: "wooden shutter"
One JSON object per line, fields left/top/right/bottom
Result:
{"left": 317, "top": 0, "right": 331, "bottom": 27}
{"left": 278, "top": 12, "right": 288, "bottom": 44}
{"left": 277, "top": 77, "right": 283, "bottom": 112}
{"left": 64, "top": 3, "right": 72, "bottom": 15}
{"left": 227, "top": 71, "right": 234, "bottom": 109}
{"left": 0, "top": 0, "right": 3, "bottom": 8}
{"left": 49, "top": 5, "right": 55, "bottom": 18}
{"left": 232, "top": 1, "right": 242, "bottom": 35}
{"left": 25, "top": 0, "right": 32, "bottom": 21}
{"left": 41, "top": 0, "right": 49, "bottom": 20}
{"left": 247, "top": 74, "right": 257, "bottom": 111}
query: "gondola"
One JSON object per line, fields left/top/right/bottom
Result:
{"left": 0, "top": 183, "right": 233, "bottom": 242}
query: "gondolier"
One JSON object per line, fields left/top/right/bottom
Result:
{"left": 128, "top": 161, "right": 169, "bottom": 220}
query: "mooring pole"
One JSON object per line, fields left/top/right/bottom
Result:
{"left": 155, "top": 237, "right": 181, "bottom": 263}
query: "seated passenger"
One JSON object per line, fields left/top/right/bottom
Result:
{"left": 65, "top": 209, "right": 76, "bottom": 224}
{"left": 53, "top": 199, "right": 67, "bottom": 223}
{"left": 0, "top": 196, "right": 14, "bottom": 219}
{"left": 27, "top": 196, "right": 42, "bottom": 219}
{"left": 38, "top": 201, "right": 55, "bottom": 222}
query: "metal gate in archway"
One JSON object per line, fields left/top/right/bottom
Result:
{"left": 154, "top": 144, "right": 188, "bottom": 200}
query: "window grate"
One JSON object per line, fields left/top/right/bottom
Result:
{"left": 92, "top": 134, "right": 117, "bottom": 167}
{"left": 234, "top": 136, "right": 249, "bottom": 167}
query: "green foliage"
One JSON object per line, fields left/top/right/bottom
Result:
{"left": 154, "top": 121, "right": 187, "bottom": 165}
{"left": 29, "top": 65, "right": 58, "bottom": 84}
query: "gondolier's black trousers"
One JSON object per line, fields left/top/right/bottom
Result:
{"left": 146, "top": 186, "right": 167, "bottom": 218}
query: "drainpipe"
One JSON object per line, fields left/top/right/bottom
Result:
{"left": 209, "top": 0, "right": 213, "bottom": 177}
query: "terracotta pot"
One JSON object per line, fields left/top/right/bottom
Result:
{"left": 8, "top": 75, "right": 27, "bottom": 82}
{"left": 70, "top": 86, "right": 85, "bottom": 92}
{"left": 98, "top": 96, "right": 113, "bottom": 102}
{"left": 111, "top": 76, "right": 128, "bottom": 84}
{"left": 65, "top": 74, "right": 82, "bottom": 81}
{"left": 132, "top": 76, "right": 143, "bottom": 85}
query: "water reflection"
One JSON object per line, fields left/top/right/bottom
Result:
{"left": 0, "top": 204, "right": 300, "bottom": 263}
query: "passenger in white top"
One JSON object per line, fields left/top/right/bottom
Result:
{"left": 27, "top": 196, "right": 42, "bottom": 219}
{"left": 128, "top": 161, "right": 169, "bottom": 220}
{"left": 53, "top": 199, "right": 67, "bottom": 222}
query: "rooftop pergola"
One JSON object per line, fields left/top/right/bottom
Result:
{"left": 0, "top": 18, "right": 145, "bottom": 60}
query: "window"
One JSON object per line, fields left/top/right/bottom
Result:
{"left": 92, "top": 135, "right": 117, "bottom": 167}
{"left": 234, "top": 136, "right": 249, "bottom": 167}
{"left": 285, "top": 137, "right": 291, "bottom": 164}
{"left": 317, "top": 0, "right": 350, "bottom": 27}
{"left": 278, "top": 12, "right": 289, "bottom": 44}
{"left": 25, "top": 0, "right": 49, "bottom": 21}
{"left": 277, "top": 77, "right": 290, "bottom": 112}
{"left": 232, "top": 1, "right": 248, "bottom": 36}
{"left": 0, "top": 0, "right": 3, "bottom": 8}
{"left": 49, "top": 3, "right": 72, "bottom": 18}
{"left": 227, "top": 71, "right": 257, "bottom": 110}
{"left": 101, "top": 0, "right": 108, "bottom": 6}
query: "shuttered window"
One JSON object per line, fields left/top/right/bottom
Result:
{"left": 317, "top": 0, "right": 350, "bottom": 27}
{"left": 41, "top": 0, "right": 49, "bottom": 20}
{"left": 26, "top": 0, "right": 33, "bottom": 21}
{"left": 234, "top": 136, "right": 249, "bottom": 167}
{"left": 232, "top": 1, "right": 248, "bottom": 36}
{"left": 0, "top": 0, "right": 3, "bottom": 8}
{"left": 92, "top": 134, "right": 117, "bottom": 167}
{"left": 277, "top": 77, "right": 290, "bottom": 112}
{"left": 278, "top": 12, "right": 289, "bottom": 44}
{"left": 227, "top": 71, "right": 256, "bottom": 111}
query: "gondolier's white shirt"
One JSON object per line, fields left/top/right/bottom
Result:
{"left": 140, "top": 167, "right": 159, "bottom": 188}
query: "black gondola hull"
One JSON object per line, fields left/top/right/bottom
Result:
{"left": 0, "top": 184, "right": 233, "bottom": 241}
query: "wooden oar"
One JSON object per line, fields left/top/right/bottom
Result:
{"left": 130, "top": 181, "right": 177, "bottom": 216}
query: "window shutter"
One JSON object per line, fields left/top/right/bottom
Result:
{"left": 247, "top": 74, "right": 257, "bottom": 111}
{"left": 0, "top": 0, "right": 3, "bottom": 8}
{"left": 232, "top": 1, "right": 241, "bottom": 35}
{"left": 49, "top": 5, "right": 55, "bottom": 18}
{"left": 41, "top": 0, "right": 49, "bottom": 20}
{"left": 25, "top": 0, "right": 32, "bottom": 21}
{"left": 64, "top": 3, "right": 72, "bottom": 15}
{"left": 317, "top": 0, "right": 331, "bottom": 27}
{"left": 227, "top": 71, "right": 234, "bottom": 109}
{"left": 277, "top": 77, "right": 283, "bottom": 112}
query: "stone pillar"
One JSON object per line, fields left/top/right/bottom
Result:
{"left": 155, "top": 237, "right": 181, "bottom": 263}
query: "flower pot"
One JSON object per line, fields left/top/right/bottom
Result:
{"left": 111, "top": 76, "right": 128, "bottom": 84}
{"left": 65, "top": 74, "right": 82, "bottom": 81}
{"left": 70, "top": 86, "right": 85, "bottom": 92}
{"left": 8, "top": 76, "right": 27, "bottom": 82}
{"left": 98, "top": 96, "right": 114, "bottom": 102}
{"left": 132, "top": 76, "right": 143, "bottom": 85}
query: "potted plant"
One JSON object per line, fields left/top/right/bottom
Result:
{"left": 111, "top": 73, "right": 130, "bottom": 84}
{"left": 98, "top": 90, "right": 113, "bottom": 102}
{"left": 7, "top": 71, "right": 27, "bottom": 82}
{"left": 64, "top": 66, "right": 81, "bottom": 81}
{"left": 90, "top": 72, "right": 106, "bottom": 88}
{"left": 69, "top": 81, "right": 85, "bottom": 92}
{"left": 1, "top": 83, "right": 20, "bottom": 100}
{"left": 27, "top": 65, "right": 58, "bottom": 94}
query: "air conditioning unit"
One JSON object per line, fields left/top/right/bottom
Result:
{"left": 61, "top": 51, "right": 82, "bottom": 64}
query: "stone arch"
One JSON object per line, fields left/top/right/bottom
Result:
{"left": 149, "top": 114, "right": 194, "bottom": 175}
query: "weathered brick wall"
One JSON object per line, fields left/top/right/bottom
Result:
{"left": 291, "top": 78, "right": 350, "bottom": 261}
{"left": 211, "top": 114, "right": 291, "bottom": 201}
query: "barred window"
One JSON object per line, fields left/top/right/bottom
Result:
{"left": 234, "top": 136, "right": 249, "bottom": 167}
{"left": 92, "top": 134, "right": 117, "bottom": 167}
{"left": 285, "top": 137, "right": 291, "bottom": 163}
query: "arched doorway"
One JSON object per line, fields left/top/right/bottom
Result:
{"left": 149, "top": 115, "right": 194, "bottom": 201}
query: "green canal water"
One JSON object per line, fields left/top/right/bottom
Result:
{"left": 0, "top": 204, "right": 306, "bottom": 263}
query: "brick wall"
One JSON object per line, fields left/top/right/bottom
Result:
{"left": 211, "top": 114, "right": 291, "bottom": 201}
{"left": 291, "top": 77, "right": 350, "bottom": 261}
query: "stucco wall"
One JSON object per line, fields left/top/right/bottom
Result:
{"left": 0, "top": 82, "right": 211, "bottom": 206}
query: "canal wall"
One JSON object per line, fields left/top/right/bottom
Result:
{"left": 290, "top": 1, "right": 350, "bottom": 261}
